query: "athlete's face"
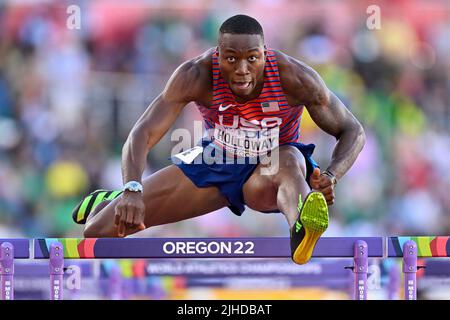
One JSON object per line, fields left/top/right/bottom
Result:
{"left": 218, "top": 33, "right": 266, "bottom": 99}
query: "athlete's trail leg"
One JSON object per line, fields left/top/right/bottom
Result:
{"left": 83, "top": 165, "right": 229, "bottom": 237}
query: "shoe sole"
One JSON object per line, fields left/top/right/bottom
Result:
{"left": 292, "top": 192, "right": 329, "bottom": 264}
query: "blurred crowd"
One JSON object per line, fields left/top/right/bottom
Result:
{"left": 0, "top": 0, "right": 449, "bottom": 238}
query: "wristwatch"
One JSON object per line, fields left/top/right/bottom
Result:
{"left": 122, "top": 181, "right": 143, "bottom": 193}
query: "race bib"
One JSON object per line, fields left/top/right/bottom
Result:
{"left": 173, "top": 146, "right": 204, "bottom": 164}
{"left": 213, "top": 126, "right": 279, "bottom": 158}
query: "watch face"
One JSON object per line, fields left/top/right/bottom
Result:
{"left": 124, "top": 181, "right": 142, "bottom": 192}
{"left": 129, "top": 182, "right": 139, "bottom": 191}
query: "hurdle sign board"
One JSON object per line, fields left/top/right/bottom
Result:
{"left": 143, "top": 259, "right": 353, "bottom": 277}
{"left": 388, "top": 236, "right": 450, "bottom": 257}
{"left": 33, "top": 237, "right": 384, "bottom": 259}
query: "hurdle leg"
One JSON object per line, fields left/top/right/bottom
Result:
{"left": 0, "top": 242, "right": 14, "bottom": 300}
{"left": 353, "top": 240, "right": 368, "bottom": 300}
{"left": 49, "top": 242, "right": 64, "bottom": 300}
{"left": 402, "top": 240, "right": 417, "bottom": 300}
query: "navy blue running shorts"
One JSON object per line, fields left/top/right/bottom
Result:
{"left": 171, "top": 140, "right": 319, "bottom": 216}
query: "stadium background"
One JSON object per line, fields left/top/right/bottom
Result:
{"left": 0, "top": 0, "right": 449, "bottom": 299}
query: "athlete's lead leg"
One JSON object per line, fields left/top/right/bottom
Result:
{"left": 243, "top": 145, "right": 329, "bottom": 264}
{"left": 243, "top": 146, "right": 311, "bottom": 227}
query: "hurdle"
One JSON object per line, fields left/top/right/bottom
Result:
{"left": 2, "top": 236, "right": 449, "bottom": 300}
{"left": 0, "top": 239, "right": 29, "bottom": 300}
{"left": 387, "top": 236, "right": 450, "bottom": 300}
{"left": 31, "top": 237, "right": 383, "bottom": 300}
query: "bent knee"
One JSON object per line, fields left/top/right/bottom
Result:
{"left": 278, "top": 146, "right": 307, "bottom": 176}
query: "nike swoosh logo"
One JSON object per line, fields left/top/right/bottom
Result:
{"left": 218, "top": 104, "right": 235, "bottom": 112}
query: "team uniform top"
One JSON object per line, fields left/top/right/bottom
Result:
{"left": 196, "top": 49, "right": 304, "bottom": 158}
{"left": 172, "top": 49, "right": 318, "bottom": 215}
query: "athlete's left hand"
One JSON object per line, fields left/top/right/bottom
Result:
{"left": 309, "top": 168, "right": 335, "bottom": 205}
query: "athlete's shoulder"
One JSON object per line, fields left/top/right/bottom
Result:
{"left": 165, "top": 48, "right": 213, "bottom": 102}
{"left": 174, "top": 48, "right": 213, "bottom": 83}
{"left": 273, "top": 49, "right": 329, "bottom": 106}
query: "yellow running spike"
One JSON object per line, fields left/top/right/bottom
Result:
{"left": 292, "top": 191, "right": 329, "bottom": 264}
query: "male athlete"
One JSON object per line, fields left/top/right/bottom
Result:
{"left": 73, "top": 15, "right": 365, "bottom": 265}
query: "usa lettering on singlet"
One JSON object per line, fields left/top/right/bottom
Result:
{"left": 197, "top": 49, "right": 304, "bottom": 158}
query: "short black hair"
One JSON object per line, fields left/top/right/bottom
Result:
{"left": 219, "top": 15, "right": 264, "bottom": 38}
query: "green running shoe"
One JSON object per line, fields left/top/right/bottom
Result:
{"left": 290, "top": 191, "right": 329, "bottom": 265}
{"left": 71, "top": 190, "right": 122, "bottom": 224}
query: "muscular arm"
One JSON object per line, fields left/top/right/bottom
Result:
{"left": 278, "top": 52, "right": 365, "bottom": 181}
{"left": 306, "top": 88, "right": 365, "bottom": 180}
{"left": 121, "top": 60, "right": 205, "bottom": 184}
{"left": 109, "top": 57, "right": 209, "bottom": 236}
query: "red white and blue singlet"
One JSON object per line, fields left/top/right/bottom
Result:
{"left": 196, "top": 49, "right": 304, "bottom": 158}
{"left": 172, "top": 49, "right": 318, "bottom": 215}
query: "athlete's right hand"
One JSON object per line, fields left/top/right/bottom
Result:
{"left": 114, "top": 191, "right": 146, "bottom": 237}
{"left": 309, "top": 168, "right": 336, "bottom": 206}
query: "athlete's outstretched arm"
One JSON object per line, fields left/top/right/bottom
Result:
{"left": 115, "top": 61, "right": 203, "bottom": 236}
